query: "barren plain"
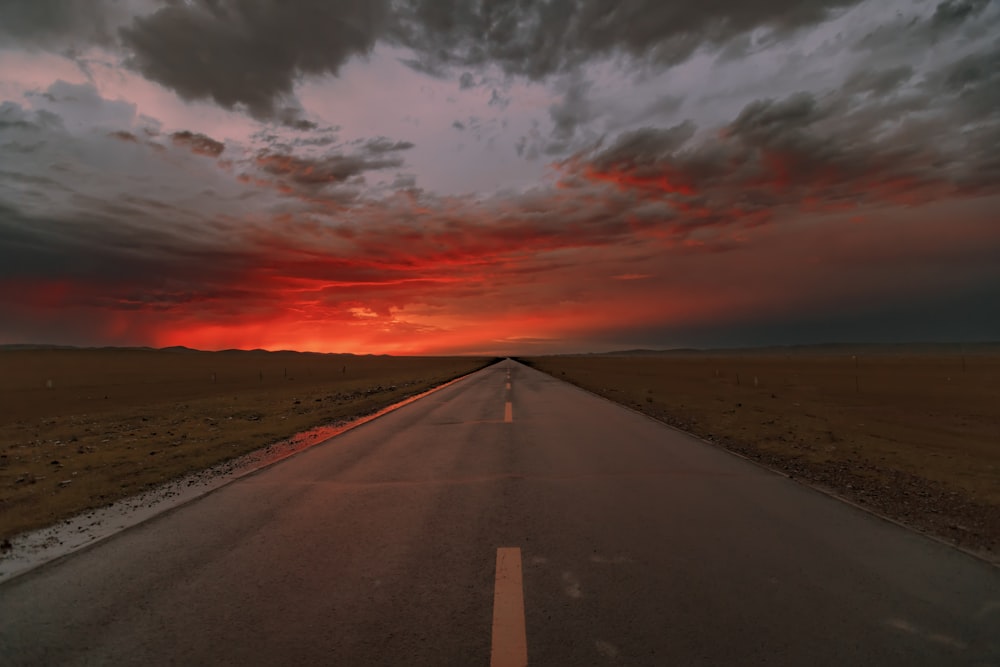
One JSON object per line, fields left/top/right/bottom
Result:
{"left": 0, "top": 348, "right": 495, "bottom": 540}
{"left": 520, "top": 346, "right": 1000, "bottom": 559}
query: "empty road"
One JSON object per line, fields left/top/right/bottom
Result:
{"left": 1, "top": 360, "right": 998, "bottom": 665}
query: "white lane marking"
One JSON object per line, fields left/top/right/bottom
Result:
{"left": 491, "top": 547, "right": 528, "bottom": 667}
{"left": 506, "top": 382, "right": 511, "bottom": 390}
{"left": 504, "top": 401, "right": 513, "bottom": 423}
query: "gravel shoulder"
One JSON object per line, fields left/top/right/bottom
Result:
{"left": 0, "top": 349, "right": 496, "bottom": 542}
{"left": 520, "top": 348, "right": 1000, "bottom": 563}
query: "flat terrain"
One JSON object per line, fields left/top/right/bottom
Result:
{"left": 0, "top": 348, "right": 494, "bottom": 539}
{"left": 2, "top": 361, "right": 997, "bottom": 665}
{"left": 519, "top": 347, "right": 1000, "bottom": 558}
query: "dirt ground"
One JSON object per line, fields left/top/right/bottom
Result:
{"left": 520, "top": 347, "right": 1000, "bottom": 560}
{"left": 0, "top": 349, "right": 495, "bottom": 540}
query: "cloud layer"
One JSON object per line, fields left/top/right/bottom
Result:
{"left": 0, "top": 0, "right": 998, "bottom": 352}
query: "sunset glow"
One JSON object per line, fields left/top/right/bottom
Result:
{"left": 1, "top": 1, "right": 998, "bottom": 354}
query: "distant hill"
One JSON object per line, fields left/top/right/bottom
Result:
{"left": 0, "top": 344, "right": 362, "bottom": 356}
{"left": 1, "top": 344, "right": 161, "bottom": 352}
{"left": 595, "top": 342, "right": 1000, "bottom": 357}
{"left": 599, "top": 348, "right": 701, "bottom": 356}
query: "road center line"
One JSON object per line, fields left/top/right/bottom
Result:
{"left": 491, "top": 547, "right": 528, "bottom": 667}
{"left": 504, "top": 401, "right": 513, "bottom": 423}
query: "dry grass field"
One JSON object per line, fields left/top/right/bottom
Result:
{"left": 520, "top": 347, "right": 1000, "bottom": 558}
{"left": 0, "top": 348, "right": 495, "bottom": 540}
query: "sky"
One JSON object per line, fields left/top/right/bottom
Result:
{"left": 0, "top": 0, "right": 998, "bottom": 355}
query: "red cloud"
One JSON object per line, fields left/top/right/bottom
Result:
{"left": 4, "top": 95, "right": 998, "bottom": 354}
{"left": 4, "top": 191, "right": 997, "bottom": 354}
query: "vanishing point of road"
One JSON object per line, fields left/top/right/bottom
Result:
{"left": 1, "top": 360, "right": 998, "bottom": 665}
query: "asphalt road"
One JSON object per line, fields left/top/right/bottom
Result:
{"left": 2, "top": 360, "right": 998, "bottom": 666}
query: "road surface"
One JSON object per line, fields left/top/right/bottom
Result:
{"left": 1, "top": 360, "right": 998, "bottom": 665}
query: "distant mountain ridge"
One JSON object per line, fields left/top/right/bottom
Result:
{"left": 0, "top": 344, "right": 351, "bottom": 355}
{"left": 2, "top": 342, "right": 997, "bottom": 356}
{"left": 597, "top": 342, "right": 1000, "bottom": 356}
{"left": 0, "top": 343, "right": 167, "bottom": 352}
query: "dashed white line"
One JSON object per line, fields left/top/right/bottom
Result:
{"left": 504, "top": 401, "right": 513, "bottom": 423}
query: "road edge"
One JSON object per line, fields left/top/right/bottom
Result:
{"left": 0, "top": 360, "right": 503, "bottom": 585}
{"left": 515, "top": 361, "right": 1000, "bottom": 569}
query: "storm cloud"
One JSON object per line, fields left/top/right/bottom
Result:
{"left": 0, "top": 0, "right": 140, "bottom": 49}
{"left": 1, "top": 0, "right": 998, "bottom": 352}
{"left": 119, "top": 0, "right": 389, "bottom": 123}
{"left": 389, "top": 0, "right": 867, "bottom": 78}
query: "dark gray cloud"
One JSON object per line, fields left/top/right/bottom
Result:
{"left": 844, "top": 65, "right": 914, "bottom": 96}
{"left": 119, "top": 0, "right": 389, "bottom": 123}
{"left": 928, "top": 42, "right": 1000, "bottom": 191}
{"left": 588, "top": 122, "right": 697, "bottom": 172}
{"left": 593, "top": 285, "right": 1000, "bottom": 349}
{"left": 0, "top": 195, "right": 288, "bottom": 348}
{"left": 4, "top": 0, "right": 995, "bottom": 138}
{"left": 854, "top": 0, "right": 994, "bottom": 53}
{"left": 361, "top": 137, "right": 416, "bottom": 154}
{"left": 570, "top": 73, "right": 1000, "bottom": 228}
{"left": 15, "top": 0, "right": 870, "bottom": 128}
{"left": 488, "top": 88, "right": 511, "bottom": 110}
{"left": 171, "top": 130, "right": 225, "bottom": 158}
{"left": 253, "top": 138, "right": 412, "bottom": 193}
{"left": 0, "top": 101, "right": 63, "bottom": 133}
{"left": 391, "top": 173, "right": 417, "bottom": 190}
{"left": 0, "top": 0, "right": 135, "bottom": 49}
{"left": 728, "top": 92, "right": 826, "bottom": 142}
{"left": 635, "top": 95, "right": 684, "bottom": 122}
{"left": 929, "top": 0, "right": 991, "bottom": 33}
{"left": 939, "top": 43, "right": 1000, "bottom": 117}
{"left": 390, "top": 0, "right": 865, "bottom": 79}
{"left": 0, "top": 200, "right": 246, "bottom": 290}
{"left": 548, "top": 76, "right": 594, "bottom": 153}
{"left": 458, "top": 72, "right": 476, "bottom": 90}
{"left": 26, "top": 80, "right": 137, "bottom": 130}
